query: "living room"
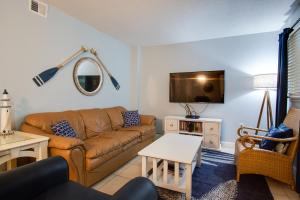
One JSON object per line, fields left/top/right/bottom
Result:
{"left": 0, "top": 0, "right": 300, "bottom": 200}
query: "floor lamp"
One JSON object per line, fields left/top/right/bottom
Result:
{"left": 253, "top": 74, "right": 277, "bottom": 134}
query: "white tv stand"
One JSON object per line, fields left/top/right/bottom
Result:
{"left": 164, "top": 116, "right": 222, "bottom": 150}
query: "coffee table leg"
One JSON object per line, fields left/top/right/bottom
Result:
{"left": 163, "top": 160, "right": 168, "bottom": 184}
{"left": 174, "top": 162, "right": 180, "bottom": 186}
{"left": 196, "top": 146, "right": 202, "bottom": 167}
{"left": 142, "top": 156, "right": 147, "bottom": 177}
{"left": 152, "top": 158, "right": 158, "bottom": 184}
{"left": 185, "top": 163, "right": 192, "bottom": 200}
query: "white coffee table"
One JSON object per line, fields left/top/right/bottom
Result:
{"left": 138, "top": 134, "right": 203, "bottom": 200}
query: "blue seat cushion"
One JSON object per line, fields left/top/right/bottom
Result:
{"left": 122, "top": 110, "right": 141, "bottom": 128}
{"left": 51, "top": 120, "right": 77, "bottom": 138}
{"left": 259, "top": 123, "right": 293, "bottom": 150}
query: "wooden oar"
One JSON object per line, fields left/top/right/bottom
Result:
{"left": 33, "top": 46, "right": 88, "bottom": 87}
{"left": 90, "top": 48, "right": 120, "bottom": 90}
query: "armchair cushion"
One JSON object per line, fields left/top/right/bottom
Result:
{"left": 260, "top": 123, "right": 293, "bottom": 150}
{"left": 275, "top": 142, "right": 290, "bottom": 154}
{"left": 35, "top": 181, "right": 110, "bottom": 200}
{"left": 0, "top": 156, "right": 158, "bottom": 200}
{"left": 111, "top": 177, "right": 158, "bottom": 200}
{"left": 0, "top": 156, "right": 69, "bottom": 200}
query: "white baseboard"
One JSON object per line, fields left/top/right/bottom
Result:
{"left": 221, "top": 141, "right": 235, "bottom": 148}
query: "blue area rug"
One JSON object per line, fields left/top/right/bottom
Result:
{"left": 192, "top": 149, "right": 273, "bottom": 200}
{"left": 157, "top": 149, "right": 273, "bottom": 200}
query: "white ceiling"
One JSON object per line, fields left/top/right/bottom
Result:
{"left": 47, "top": 0, "right": 295, "bottom": 46}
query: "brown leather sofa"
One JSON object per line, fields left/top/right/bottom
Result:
{"left": 21, "top": 106, "right": 156, "bottom": 187}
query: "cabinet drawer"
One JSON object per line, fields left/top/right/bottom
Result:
{"left": 165, "top": 119, "right": 178, "bottom": 131}
{"left": 204, "top": 122, "right": 219, "bottom": 135}
{"left": 204, "top": 134, "right": 220, "bottom": 149}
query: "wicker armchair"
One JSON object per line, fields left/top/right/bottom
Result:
{"left": 235, "top": 108, "right": 300, "bottom": 189}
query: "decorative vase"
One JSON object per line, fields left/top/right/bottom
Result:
{"left": 0, "top": 89, "right": 13, "bottom": 135}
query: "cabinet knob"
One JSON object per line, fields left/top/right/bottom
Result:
{"left": 210, "top": 128, "right": 214, "bottom": 131}
{"left": 170, "top": 124, "right": 173, "bottom": 127}
{"left": 209, "top": 140, "right": 213, "bottom": 144}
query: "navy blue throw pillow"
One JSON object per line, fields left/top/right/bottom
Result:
{"left": 51, "top": 120, "right": 77, "bottom": 138}
{"left": 122, "top": 110, "right": 140, "bottom": 128}
{"left": 259, "top": 123, "right": 293, "bottom": 150}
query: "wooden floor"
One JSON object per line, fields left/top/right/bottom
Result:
{"left": 92, "top": 147, "right": 299, "bottom": 200}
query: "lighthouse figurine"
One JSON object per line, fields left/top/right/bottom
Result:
{"left": 0, "top": 89, "right": 13, "bottom": 135}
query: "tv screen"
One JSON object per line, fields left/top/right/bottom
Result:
{"left": 169, "top": 70, "right": 225, "bottom": 103}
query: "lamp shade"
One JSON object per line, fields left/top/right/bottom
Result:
{"left": 253, "top": 73, "right": 277, "bottom": 89}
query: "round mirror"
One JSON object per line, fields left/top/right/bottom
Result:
{"left": 73, "top": 57, "right": 103, "bottom": 96}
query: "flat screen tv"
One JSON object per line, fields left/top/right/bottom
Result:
{"left": 169, "top": 70, "right": 225, "bottom": 103}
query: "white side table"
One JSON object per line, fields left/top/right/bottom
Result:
{"left": 0, "top": 131, "right": 49, "bottom": 170}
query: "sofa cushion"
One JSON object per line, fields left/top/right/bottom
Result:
{"left": 84, "top": 131, "right": 140, "bottom": 159}
{"left": 84, "top": 136, "right": 121, "bottom": 159}
{"left": 275, "top": 142, "right": 289, "bottom": 154}
{"left": 78, "top": 109, "right": 112, "bottom": 138}
{"left": 104, "top": 106, "right": 126, "bottom": 130}
{"left": 102, "top": 131, "right": 141, "bottom": 148}
{"left": 85, "top": 147, "right": 123, "bottom": 171}
{"left": 24, "top": 111, "right": 86, "bottom": 140}
{"left": 119, "top": 125, "right": 155, "bottom": 140}
{"left": 84, "top": 131, "right": 140, "bottom": 171}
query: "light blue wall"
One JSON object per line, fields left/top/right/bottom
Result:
{"left": 0, "top": 0, "right": 133, "bottom": 128}
{"left": 139, "top": 32, "right": 279, "bottom": 142}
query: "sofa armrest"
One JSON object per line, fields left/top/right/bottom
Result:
{"left": 47, "top": 135, "right": 83, "bottom": 150}
{"left": 21, "top": 123, "right": 84, "bottom": 150}
{"left": 21, "top": 124, "right": 86, "bottom": 185}
{"left": 111, "top": 177, "right": 158, "bottom": 200}
{"left": 0, "top": 156, "right": 68, "bottom": 200}
{"left": 140, "top": 115, "right": 156, "bottom": 126}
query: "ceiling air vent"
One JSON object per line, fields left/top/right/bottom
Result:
{"left": 29, "top": 0, "right": 48, "bottom": 18}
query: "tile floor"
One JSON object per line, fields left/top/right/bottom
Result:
{"left": 93, "top": 147, "right": 299, "bottom": 200}
{"left": 266, "top": 178, "right": 299, "bottom": 200}
{"left": 93, "top": 156, "right": 144, "bottom": 195}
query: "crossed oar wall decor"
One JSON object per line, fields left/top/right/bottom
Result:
{"left": 33, "top": 46, "right": 120, "bottom": 90}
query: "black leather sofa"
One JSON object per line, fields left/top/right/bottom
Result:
{"left": 0, "top": 156, "right": 158, "bottom": 200}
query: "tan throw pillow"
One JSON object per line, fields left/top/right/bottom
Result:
{"left": 275, "top": 143, "right": 289, "bottom": 154}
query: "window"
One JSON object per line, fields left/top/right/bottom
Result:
{"left": 288, "top": 25, "right": 300, "bottom": 100}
